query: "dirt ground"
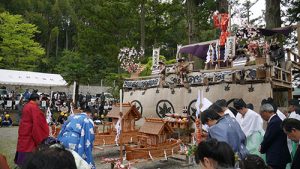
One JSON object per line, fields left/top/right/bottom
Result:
{"left": 0, "top": 127, "right": 199, "bottom": 169}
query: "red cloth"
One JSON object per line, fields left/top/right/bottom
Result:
{"left": 213, "top": 13, "right": 230, "bottom": 46}
{"left": 16, "top": 101, "right": 49, "bottom": 152}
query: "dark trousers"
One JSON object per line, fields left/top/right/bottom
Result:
{"left": 269, "top": 164, "right": 286, "bottom": 169}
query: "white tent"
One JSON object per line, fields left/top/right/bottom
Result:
{"left": 0, "top": 69, "right": 67, "bottom": 87}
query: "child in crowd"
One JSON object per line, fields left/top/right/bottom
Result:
{"left": 2, "top": 113, "right": 12, "bottom": 127}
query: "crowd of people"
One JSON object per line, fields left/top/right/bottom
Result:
{"left": 3, "top": 89, "right": 300, "bottom": 169}
{"left": 13, "top": 92, "right": 96, "bottom": 169}
{"left": 197, "top": 97, "right": 300, "bottom": 169}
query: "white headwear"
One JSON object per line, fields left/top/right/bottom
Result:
{"left": 236, "top": 109, "right": 264, "bottom": 137}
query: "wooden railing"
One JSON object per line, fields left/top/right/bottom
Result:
{"left": 271, "top": 66, "right": 292, "bottom": 88}
{"left": 286, "top": 48, "right": 300, "bottom": 71}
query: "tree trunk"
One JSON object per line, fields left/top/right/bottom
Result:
{"left": 265, "top": 0, "right": 281, "bottom": 29}
{"left": 56, "top": 34, "right": 59, "bottom": 57}
{"left": 218, "top": 0, "right": 228, "bottom": 13}
{"left": 66, "top": 29, "right": 68, "bottom": 50}
{"left": 140, "top": 1, "right": 145, "bottom": 51}
{"left": 47, "top": 34, "right": 51, "bottom": 57}
{"left": 186, "top": 0, "right": 198, "bottom": 44}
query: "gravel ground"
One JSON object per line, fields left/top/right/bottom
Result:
{"left": 0, "top": 127, "right": 199, "bottom": 169}
{"left": 0, "top": 126, "right": 18, "bottom": 169}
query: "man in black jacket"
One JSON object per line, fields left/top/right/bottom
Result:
{"left": 282, "top": 118, "right": 300, "bottom": 169}
{"left": 259, "top": 103, "right": 291, "bottom": 169}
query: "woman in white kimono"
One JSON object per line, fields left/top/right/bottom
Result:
{"left": 234, "top": 99, "right": 265, "bottom": 157}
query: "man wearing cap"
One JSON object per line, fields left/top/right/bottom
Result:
{"left": 1, "top": 113, "right": 12, "bottom": 127}
{"left": 176, "top": 57, "right": 189, "bottom": 84}
{"left": 15, "top": 93, "right": 49, "bottom": 167}
{"left": 57, "top": 112, "right": 66, "bottom": 125}
{"left": 234, "top": 99, "right": 264, "bottom": 157}
{"left": 288, "top": 99, "right": 300, "bottom": 120}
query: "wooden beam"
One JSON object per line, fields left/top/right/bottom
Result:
{"left": 271, "top": 80, "right": 292, "bottom": 88}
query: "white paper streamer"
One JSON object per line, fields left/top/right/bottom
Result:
{"left": 164, "top": 150, "right": 167, "bottom": 160}
{"left": 206, "top": 44, "right": 215, "bottom": 63}
{"left": 114, "top": 117, "right": 122, "bottom": 145}
{"left": 149, "top": 151, "right": 153, "bottom": 160}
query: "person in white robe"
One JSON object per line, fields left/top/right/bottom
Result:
{"left": 234, "top": 99, "right": 264, "bottom": 157}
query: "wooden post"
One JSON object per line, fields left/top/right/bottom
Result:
{"left": 287, "top": 49, "right": 291, "bottom": 61}
{"left": 297, "top": 22, "right": 300, "bottom": 57}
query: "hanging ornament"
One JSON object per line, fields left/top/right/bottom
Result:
{"left": 206, "top": 44, "right": 215, "bottom": 63}
{"left": 118, "top": 47, "right": 143, "bottom": 73}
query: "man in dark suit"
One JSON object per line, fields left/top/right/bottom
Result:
{"left": 282, "top": 118, "right": 300, "bottom": 169}
{"left": 260, "top": 103, "right": 291, "bottom": 169}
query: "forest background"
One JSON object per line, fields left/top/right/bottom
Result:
{"left": 0, "top": 0, "right": 299, "bottom": 96}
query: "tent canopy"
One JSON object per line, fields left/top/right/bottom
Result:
{"left": 0, "top": 69, "right": 67, "bottom": 87}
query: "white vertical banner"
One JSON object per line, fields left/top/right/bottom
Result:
{"left": 151, "top": 48, "right": 160, "bottom": 75}
{"left": 152, "top": 48, "right": 160, "bottom": 69}
{"left": 225, "top": 36, "right": 236, "bottom": 61}
{"left": 119, "top": 89, "right": 122, "bottom": 112}
{"left": 176, "top": 44, "right": 182, "bottom": 61}
{"left": 72, "top": 81, "right": 76, "bottom": 104}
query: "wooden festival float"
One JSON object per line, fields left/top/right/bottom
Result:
{"left": 94, "top": 103, "right": 142, "bottom": 146}
{"left": 125, "top": 118, "right": 182, "bottom": 161}
{"left": 123, "top": 24, "right": 300, "bottom": 120}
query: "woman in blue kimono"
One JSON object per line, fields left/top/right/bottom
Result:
{"left": 58, "top": 106, "right": 95, "bottom": 169}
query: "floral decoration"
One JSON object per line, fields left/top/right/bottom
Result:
{"left": 118, "top": 47, "right": 144, "bottom": 73}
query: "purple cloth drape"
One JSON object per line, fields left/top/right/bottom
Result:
{"left": 179, "top": 43, "right": 225, "bottom": 60}
{"left": 258, "top": 26, "right": 294, "bottom": 37}
{"left": 179, "top": 44, "right": 210, "bottom": 60}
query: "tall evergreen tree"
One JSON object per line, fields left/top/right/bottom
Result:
{"left": 265, "top": 0, "right": 281, "bottom": 28}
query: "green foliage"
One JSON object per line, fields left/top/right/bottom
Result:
{"left": 139, "top": 55, "right": 176, "bottom": 77}
{"left": 55, "top": 50, "right": 88, "bottom": 84}
{"left": 0, "top": 0, "right": 218, "bottom": 82}
{"left": 166, "top": 59, "right": 176, "bottom": 65}
{"left": 139, "top": 57, "right": 153, "bottom": 77}
{"left": 0, "top": 12, "right": 45, "bottom": 71}
{"left": 187, "top": 144, "right": 197, "bottom": 156}
{"left": 282, "top": 0, "right": 300, "bottom": 23}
